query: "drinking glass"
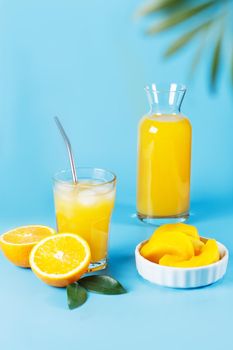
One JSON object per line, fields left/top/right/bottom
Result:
{"left": 53, "top": 167, "right": 116, "bottom": 271}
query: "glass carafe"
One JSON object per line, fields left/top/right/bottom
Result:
{"left": 137, "top": 83, "right": 191, "bottom": 225}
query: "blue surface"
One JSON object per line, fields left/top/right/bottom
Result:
{"left": 1, "top": 203, "right": 233, "bottom": 350}
{"left": 0, "top": 1, "right": 233, "bottom": 349}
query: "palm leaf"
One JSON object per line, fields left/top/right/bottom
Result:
{"left": 188, "top": 32, "right": 208, "bottom": 77}
{"left": 210, "top": 31, "right": 223, "bottom": 89}
{"left": 137, "top": 0, "right": 186, "bottom": 17}
{"left": 137, "top": 0, "right": 230, "bottom": 90}
{"left": 164, "top": 18, "right": 214, "bottom": 57}
{"left": 147, "top": 0, "right": 217, "bottom": 35}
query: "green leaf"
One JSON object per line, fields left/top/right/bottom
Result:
{"left": 67, "top": 283, "right": 88, "bottom": 310}
{"left": 147, "top": 0, "right": 216, "bottom": 35}
{"left": 137, "top": 0, "right": 186, "bottom": 17}
{"left": 210, "top": 31, "right": 222, "bottom": 90}
{"left": 188, "top": 33, "right": 207, "bottom": 77}
{"left": 164, "top": 18, "right": 214, "bottom": 57}
{"left": 79, "top": 275, "right": 127, "bottom": 295}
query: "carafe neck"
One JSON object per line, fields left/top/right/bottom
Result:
{"left": 145, "top": 83, "right": 186, "bottom": 115}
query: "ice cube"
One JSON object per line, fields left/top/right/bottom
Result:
{"left": 92, "top": 184, "right": 113, "bottom": 195}
{"left": 91, "top": 184, "right": 115, "bottom": 202}
{"left": 55, "top": 185, "right": 77, "bottom": 202}
{"left": 77, "top": 189, "right": 98, "bottom": 206}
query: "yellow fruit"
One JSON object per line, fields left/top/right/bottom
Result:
{"left": 29, "top": 233, "right": 91, "bottom": 287}
{"left": 189, "top": 237, "right": 204, "bottom": 255}
{"left": 158, "top": 255, "right": 184, "bottom": 265}
{"left": 151, "top": 223, "right": 199, "bottom": 241}
{"left": 0, "top": 225, "right": 56, "bottom": 267}
{"left": 147, "top": 223, "right": 202, "bottom": 255}
{"left": 159, "top": 239, "right": 220, "bottom": 267}
{"left": 140, "top": 231, "right": 194, "bottom": 263}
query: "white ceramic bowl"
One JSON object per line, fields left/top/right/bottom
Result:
{"left": 135, "top": 238, "right": 229, "bottom": 288}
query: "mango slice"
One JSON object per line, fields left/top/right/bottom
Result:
{"left": 159, "top": 239, "right": 220, "bottom": 268}
{"left": 189, "top": 237, "right": 204, "bottom": 255}
{"left": 158, "top": 255, "right": 184, "bottom": 265}
{"left": 151, "top": 223, "right": 199, "bottom": 241}
{"left": 140, "top": 231, "right": 194, "bottom": 263}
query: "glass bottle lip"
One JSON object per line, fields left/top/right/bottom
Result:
{"left": 144, "top": 83, "right": 186, "bottom": 94}
{"left": 53, "top": 167, "right": 117, "bottom": 186}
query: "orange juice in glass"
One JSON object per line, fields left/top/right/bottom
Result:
{"left": 54, "top": 168, "right": 116, "bottom": 271}
{"left": 137, "top": 83, "right": 191, "bottom": 225}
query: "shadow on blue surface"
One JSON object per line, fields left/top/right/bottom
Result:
{"left": 113, "top": 195, "right": 233, "bottom": 227}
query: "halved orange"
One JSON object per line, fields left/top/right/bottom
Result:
{"left": 0, "top": 225, "right": 56, "bottom": 267}
{"left": 29, "top": 233, "right": 91, "bottom": 287}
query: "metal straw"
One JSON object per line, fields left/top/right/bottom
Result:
{"left": 54, "top": 116, "right": 78, "bottom": 184}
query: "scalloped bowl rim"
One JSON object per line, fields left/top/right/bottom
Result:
{"left": 135, "top": 237, "right": 229, "bottom": 288}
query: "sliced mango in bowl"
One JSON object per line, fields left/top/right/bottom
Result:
{"left": 140, "top": 223, "right": 220, "bottom": 268}
{"left": 150, "top": 223, "right": 199, "bottom": 240}
{"left": 159, "top": 239, "right": 220, "bottom": 267}
{"left": 140, "top": 231, "right": 194, "bottom": 263}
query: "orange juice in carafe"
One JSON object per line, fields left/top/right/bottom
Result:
{"left": 137, "top": 84, "right": 191, "bottom": 225}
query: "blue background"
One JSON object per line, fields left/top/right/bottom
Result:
{"left": 0, "top": 1, "right": 233, "bottom": 349}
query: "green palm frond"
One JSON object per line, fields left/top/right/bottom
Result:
{"left": 164, "top": 18, "right": 215, "bottom": 57}
{"left": 189, "top": 31, "right": 208, "bottom": 76}
{"left": 136, "top": 0, "right": 186, "bottom": 17}
{"left": 147, "top": 1, "right": 217, "bottom": 35}
{"left": 137, "top": 0, "right": 232, "bottom": 91}
{"left": 210, "top": 30, "right": 223, "bottom": 89}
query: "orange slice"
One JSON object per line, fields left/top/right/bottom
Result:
{"left": 0, "top": 225, "right": 56, "bottom": 267}
{"left": 29, "top": 233, "right": 91, "bottom": 287}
